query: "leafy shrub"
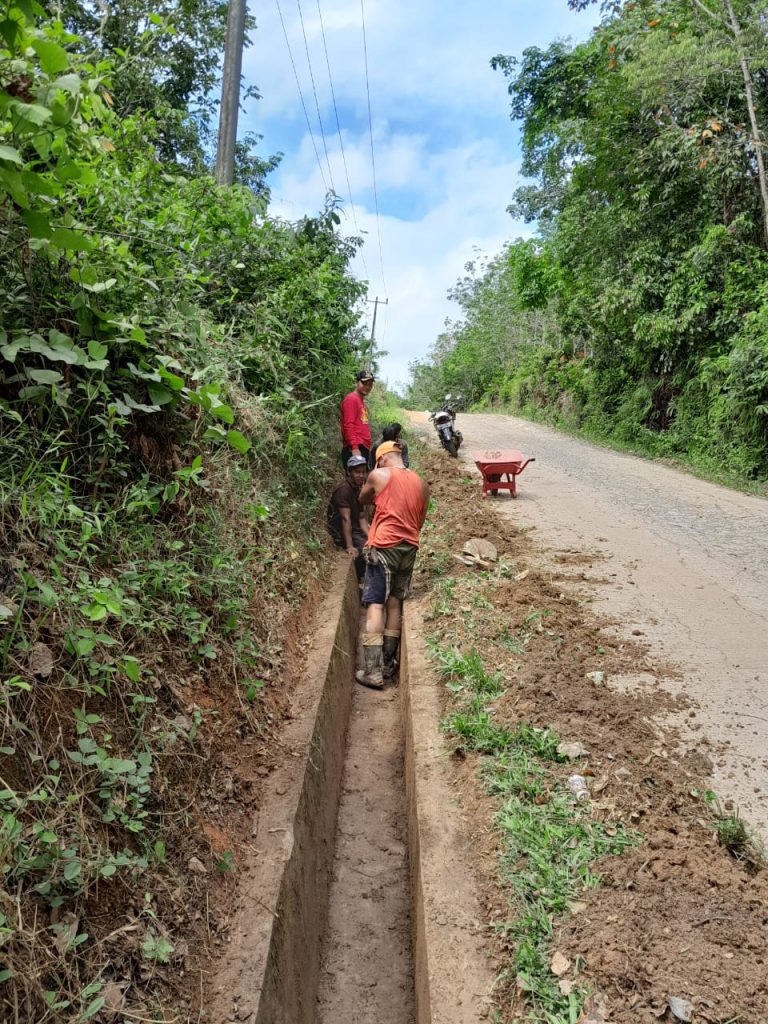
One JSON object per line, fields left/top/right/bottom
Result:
{"left": 0, "top": 2, "right": 366, "bottom": 1018}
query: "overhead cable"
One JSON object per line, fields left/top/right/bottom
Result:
{"left": 295, "top": 0, "right": 336, "bottom": 194}
{"left": 360, "top": 0, "right": 388, "bottom": 297}
{"left": 315, "top": 0, "right": 370, "bottom": 281}
{"left": 275, "top": 0, "right": 330, "bottom": 193}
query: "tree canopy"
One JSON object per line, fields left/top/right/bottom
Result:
{"left": 407, "top": 0, "right": 768, "bottom": 482}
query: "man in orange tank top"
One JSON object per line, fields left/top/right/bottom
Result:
{"left": 355, "top": 441, "right": 430, "bottom": 689}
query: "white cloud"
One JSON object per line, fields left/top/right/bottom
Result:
{"left": 248, "top": 0, "right": 590, "bottom": 123}
{"left": 242, "top": 0, "right": 595, "bottom": 385}
{"left": 270, "top": 126, "right": 534, "bottom": 384}
{"left": 360, "top": 152, "right": 536, "bottom": 388}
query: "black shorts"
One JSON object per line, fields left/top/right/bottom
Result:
{"left": 361, "top": 543, "right": 418, "bottom": 605}
{"left": 341, "top": 444, "right": 369, "bottom": 469}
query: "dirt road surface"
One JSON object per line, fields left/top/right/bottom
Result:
{"left": 413, "top": 411, "right": 768, "bottom": 842}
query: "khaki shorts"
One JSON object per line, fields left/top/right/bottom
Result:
{"left": 361, "top": 543, "right": 418, "bottom": 605}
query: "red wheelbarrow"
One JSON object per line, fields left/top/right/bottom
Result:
{"left": 472, "top": 449, "right": 535, "bottom": 499}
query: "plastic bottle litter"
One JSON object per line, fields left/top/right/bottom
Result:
{"left": 567, "top": 774, "right": 590, "bottom": 802}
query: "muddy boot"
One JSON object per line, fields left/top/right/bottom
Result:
{"left": 356, "top": 633, "right": 384, "bottom": 689}
{"left": 383, "top": 629, "right": 401, "bottom": 681}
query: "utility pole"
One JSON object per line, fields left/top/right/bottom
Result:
{"left": 367, "top": 295, "right": 388, "bottom": 358}
{"left": 215, "top": 0, "right": 247, "bottom": 186}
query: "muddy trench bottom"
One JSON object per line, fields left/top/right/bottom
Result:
{"left": 315, "top": 627, "right": 416, "bottom": 1024}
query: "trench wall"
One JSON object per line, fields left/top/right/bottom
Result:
{"left": 255, "top": 559, "right": 360, "bottom": 1024}
{"left": 402, "top": 605, "right": 496, "bottom": 1024}
{"left": 210, "top": 558, "right": 359, "bottom": 1024}
{"left": 212, "top": 563, "right": 494, "bottom": 1024}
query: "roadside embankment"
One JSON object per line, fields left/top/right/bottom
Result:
{"left": 409, "top": 440, "right": 768, "bottom": 1023}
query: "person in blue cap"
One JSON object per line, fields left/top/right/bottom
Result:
{"left": 327, "top": 454, "right": 370, "bottom": 580}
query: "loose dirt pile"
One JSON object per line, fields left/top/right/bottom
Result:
{"left": 412, "top": 447, "right": 768, "bottom": 1024}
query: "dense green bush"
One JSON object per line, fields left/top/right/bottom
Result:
{"left": 0, "top": 2, "right": 365, "bottom": 1018}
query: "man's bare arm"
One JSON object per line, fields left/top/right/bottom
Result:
{"left": 359, "top": 468, "right": 388, "bottom": 506}
{"left": 339, "top": 507, "right": 356, "bottom": 555}
{"left": 418, "top": 481, "right": 431, "bottom": 529}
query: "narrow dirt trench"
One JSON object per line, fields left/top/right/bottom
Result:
{"left": 315, "top": 637, "right": 416, "bottom": 1024}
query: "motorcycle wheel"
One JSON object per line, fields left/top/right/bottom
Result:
{"left": 447, "top": 432, "right": 462, "bottom": 457}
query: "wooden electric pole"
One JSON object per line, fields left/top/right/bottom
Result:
{"left": 368, "top": 295, "right": 388, "bottom": 351}
{"left": 215, "top": 0, "right": 247, "bottom": 186}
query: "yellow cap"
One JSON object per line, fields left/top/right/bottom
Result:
{"left": 376, "top": 441, "right": 402, "bottom": 464}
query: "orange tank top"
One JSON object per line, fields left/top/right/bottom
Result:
{"left": 368, "top": 468, "right": 426, "bottom": 548}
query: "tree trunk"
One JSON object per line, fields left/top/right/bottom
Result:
{"left": 723, "top": 0, "right": 768, "bottom": 244}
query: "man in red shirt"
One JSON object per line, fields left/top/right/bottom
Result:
{"left": 355, "top": 441, "right": 430, "bottom": 689}
{"left": 340, "top": 370, "right": 374, "bottom": 467}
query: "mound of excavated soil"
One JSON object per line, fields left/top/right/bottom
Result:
{"left": 412, "top": 447, "right": 768, "bottom": 1024}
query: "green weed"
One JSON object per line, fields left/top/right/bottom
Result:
{"left": 217, "top": 850, "right": 235, "bottom": 875}
{"left": 431, "top": 643, "right": 504, "bottom": 697}
{"left": 367, "top": 390, "right": 407, "bottom": 435}
{"left": 425, "top": 577, "right": 458, "bottom": 619}
{"left": 431, "top": 641, "right": 638, "bottom": 1022}
{"left": 702, "top": 791, "right": 763, "bottom": 865}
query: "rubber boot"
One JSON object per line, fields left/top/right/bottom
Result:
{"left": 356, "top": 633, "right": 384, "bottom": 689}
{"left": 383, "top": 629, "right": 401, "bottom": 681}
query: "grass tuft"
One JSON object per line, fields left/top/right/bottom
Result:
{"left": 431, "top": 639, "right": 639, "bottom": 1022}
{"left": 702, "top": 791, "right": 764, "bottom": 866}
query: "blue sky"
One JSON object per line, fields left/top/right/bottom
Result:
{"left": 240, "top": 0, "right": 597, "bottom": 388}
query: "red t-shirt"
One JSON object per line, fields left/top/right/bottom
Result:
{"left": 340, "top": 391, "right": 371, "bottom": 448}
{"left": 368, "top": 468, "right": 426, "bottom": 548}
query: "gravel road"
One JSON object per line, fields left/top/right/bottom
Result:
{"left": 414, "top": 412, "right": 768, "bottom": 841}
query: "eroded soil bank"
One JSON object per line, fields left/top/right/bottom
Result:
{"left": 454, "top": 412, "right": 768, "bottom": 840}
{"left": 410, "top": 440, "right": 768, "bottom": 1024}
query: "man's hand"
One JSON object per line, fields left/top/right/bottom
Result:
{"left": 352, "top": 446, "right": 361, "bottom": 456}
{"left": 346, "top": 546, "right": 358, "bottom": 558}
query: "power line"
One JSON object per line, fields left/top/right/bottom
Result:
{"left": 359, "top": 0, "right": 387, "bottom": 297}
{"left": 381, "top": 291, "right": 389, "bottom": 348}
{"left": 295, "top": 0, "right": 336, "bottom": 194}
{"left": 315, "top": 0, "right": 370, "bottom": 282}
{"left": 274, "top": 0, "right": 330, "bottom": 193}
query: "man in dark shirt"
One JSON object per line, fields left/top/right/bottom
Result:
{"left": 327, "top": 455, "right": 370, "bottom": 579}
{"left": 368, "top": 422, "right": 410, "bottom": 470}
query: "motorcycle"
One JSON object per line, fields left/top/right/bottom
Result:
{"left": 429, "top": 395, "right": 463, "bottom": 457}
